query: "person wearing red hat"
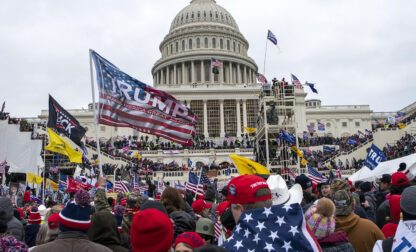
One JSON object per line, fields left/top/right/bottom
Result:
{"left": 376, "top": 172, "right": 410, "bottom": 229}
{"left": 174, "top": 232, "right": 205, "bottom": 252}
{"left": 24, "top": 205, "right": 41, "bottom": 247}
{"left": 130, "top": 208, "right": 173, "bottom": 252}
{"left": 381, "top": 195, "right": 401, "bottom": 238}
{"left": 192, "top": 199, "right": 212, "bottom": 218}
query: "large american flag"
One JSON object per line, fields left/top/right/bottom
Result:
{"left": 197, "top": 172, "right": 211, "bottom": 197}
{"left": 256, "top": 73, "right": 268, "bottom": 84}
{"left": 307, "top": 165, "right": 325, "bottom": 185}
{"left": 221, "top": 204, "right": 321, "bottom": 251}
{"left": 114, "top": 176, "right": 129, "bottom": 194}
{"left": 91, "top": 50, "right": 197, "bottom": 146}
{"left": 185, "top": 172, "right": 199, "bottom": 193}
{"left": 291, "top": 74, "right": 304, "bottom": 89}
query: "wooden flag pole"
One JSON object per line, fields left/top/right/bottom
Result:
{"left": 88, "top": 49, "right": 104, "bottom": 176}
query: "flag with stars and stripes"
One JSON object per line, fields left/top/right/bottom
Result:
{"left": 221, "top": 204, "right": 321, "bottom": 252}
{"left": 114, "top": 176, "right": 129, "bottom": 194}
{"left": 197, "top": 172, "right": 211, "bottom": 197}
{"left": 291, "top": 74, "right": 303, "bottom": 89}
{"left": 91, "top": 50, "right": 197, "bottom": 146}
{"left": 307, "top": 165, "right": 325, "bottom": 186}
{"left": 185, "top": 171, "right": 199, "bottom": 193}
{"left": 335, "top": 166, "right": 342, "bottom": 178}
{"left": 256, "top": 73, "right": 268, "bottom": 84}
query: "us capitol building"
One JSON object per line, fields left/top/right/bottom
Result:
{"left": 38, "top": 0, "right": 413, "bottom": 168}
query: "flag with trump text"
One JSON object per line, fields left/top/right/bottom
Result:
{"left": 91, "top": 50, "right": 197, "bottom": 146}
{"left": 48, "top": 95, "right": 86, "bottom": 147}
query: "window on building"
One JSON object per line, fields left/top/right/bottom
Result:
{"left": 247, "top": 100, "right": 259, "bottom": 128}
{"left": 196, "top": 62, "right": 201, "bottom": 82}
{"left": 215, "top": 12, "right": 218, "bottom": 19}
{"left": 191, "top": 12, "right": 194, "bottom": 19}
{"left": 220, "top": 39, "right": 223, "bottom": 49}
{"left": 189, "top": 39, "right": 192, "bottom": 49}
{"left": 190, "top": 100, "right": 204, "bottom": 135}
{"left": 212, "top": 38, "right": 216, "bottom": 48}
{"left": 342, "top": 122, "right": 348, "bottom": 127}
{"left": 182, "top": 40, "right": 185, "bottom": 51}
{"left": 210, "top": 11, "right": 212, "bottom": 18}
{"left": 197, "top": 11, "right": 200, "bottom": 18}
{"left": 355, "top": 121, "right": 360, "bottom": 127}
{"left": 224, "top": 100, "right": 237, "bottom": 136}
{"left": 204, "top": 11, "right": 206, "bottom": 18}
{"left": 204, "top": 37, "right": 208, "bottom": 48}
{"left": 196, "top": 38, "right": 200, "bottom": 48}
{"left": 326, "top": 123, "right": 331, "bottom": 127}
{"left": 238, "top": 44, "right": 240, "bottom": 53}
{"left": 207, "top": 100, "right": 220, "bottom": 137}
{"left": 204, "top": 62, "right": 210, "bottom": 82}
{"left": 227, "top": 40, "right": 230, "bottom": 50}
{"left": 233, "top": 41, "right": 236, "bottom": 52}
{"left": 175, "top": 42, "right": 178, "bottom": 53}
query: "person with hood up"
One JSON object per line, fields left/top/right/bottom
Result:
{"left": 0, "top": 209, "right": 28, "bottom": 252}
{"left": 221, "top": 175, "right": 321, "bottom": 251}
{"left": 24, "top": 205, "right": 41, "bottom": 247}
{"left": 0, "top": 197, "right": 24, "bottom": 241}
{"left": 332, "top": 189, "right": 384, "bottom": 252}
{"left": 305, "top": 198, "right": 354, "bottom": 251}
{"left": 30, "top": 189, "right": 111, "bottom": 252}
{"left": 373, "top": 186, "right": 416, "bottom": 251}
{"left": 88, "top": 211, "right": 128, "bottom": 252}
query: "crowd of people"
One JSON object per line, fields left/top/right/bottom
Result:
{"left": 1, "top": 162, "right": 415, "bottom": 251}
{"left": 383, "top": 133, "right": 416, "bottom": 160}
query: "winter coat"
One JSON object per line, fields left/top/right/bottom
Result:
{"left": 30, "top": 231, "right": 112, "bottom": 252}
{"left": 376, "top": 200, "right": 390, "bottom": 229}
{"left": 24, "top": 224, "right": 40, "bottom": 247}
{"left": 24, "top": 191, "right": 31, "bottom": 203}
{"left": 169, "top": 211, "right": 196, "bottom": 240}
{"left": 317, "top": 231, "right": 355, "bottom": 252}
{"left": 88, "top": 211, "right": 128, "bottom": 252}
{"left": 335, "top": 213, "right": 384, "bottom": 252}
{"left": 93, "top": 188, "right": 112, "bottom": 213}
{"left": 0, "top": 197, "right": 24, "bottom": 241}
{"left": 16, "top": 196, "right": 24, "bottom": 208}
{"left": 184, "top": 201, "right": 196, "bottom": 220}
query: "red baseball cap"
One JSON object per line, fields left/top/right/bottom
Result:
{"left": 391, "top": 172, "right": 409, "bottom": 186}
{"left": 216, "top": 201, "right": 230, "bottom": 217}
{"left": 192, "top": 199, "right": 212, "bottom": 214}
{"left": 227, "top": 175, "right": 272, "bottom": 204}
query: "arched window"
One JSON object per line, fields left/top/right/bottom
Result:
{"left": 212, "top": 38, "right": 216, "bottom": 48}
{"left": 238, "top": 44, "right": 241, "bottom": 53}
{"left": 197, "top": 38, "right": 200, "bottom": 48}
{"left": 204, "top": 37, "right": 208, "bottom": 48}
{"left": 215, "top": 12, "right": 218, "bottom": 19}
{"left": 191, "top": 12, "right": 194, "bottom": 19}
{"left": 220, "top": 39, "right": 223, "bottom": 49}
{"left": 189, "top": 39, "right": 193, "bottom": 49}
{"left": 175, "top": 42, "right": 178, "bottom": 53}
{"left": 204, "top": 11, "right": 206, "bottom": 18}
{"left": 182, "top": 40, "right": 185, "bottom": 51}
{"left": 198, "top": 11, "right": 200, "bottom": 18}
{"left": 233, "top": 41, "right": 236, "bottom": 52}
{"left": 210, "top": 11, "right": 212, "bottom": 18}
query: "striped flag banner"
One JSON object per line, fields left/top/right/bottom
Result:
{"left": 307, "top": 165, "right": 325, "bottom": 185}
{"left": 186, "top": 172, "right": 199, "bottom": 193}
{"left": 214, "top": 222, "right": 223, "bottom": 240}
{"left": 336, "top": 166, "right": 342, "bottom": 178}
{"left": 291, "top": 74, "right": 304, "bottom": 89}
{"left": 91, "top": 50, "right": 198, "bottom": 146}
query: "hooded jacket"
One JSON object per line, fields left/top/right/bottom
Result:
{"left": 317, "top": 231, "right": 355, "bottom": 252}
{"left": 24, "top": 223, "right": 40, "bottom": 247}
{"left": 88, "top": 211, "right": 128, "bottom": 252}
{"left": 0, "top": 197, "right": 24, "bottom": 241}
{"left": 169, "top": 211, "right": 196, "bottom": 240}
{"left": 335, "top": 213, "right": 384, "bottom": 252}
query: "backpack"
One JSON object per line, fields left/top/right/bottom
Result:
{"left": 382, "top": 237, "right": 393, "bottom": 252}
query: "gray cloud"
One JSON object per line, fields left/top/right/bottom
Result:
{"left": 0, "top": 0, "right": 415, "bottom": 117}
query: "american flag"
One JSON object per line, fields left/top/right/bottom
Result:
{"left": 318, "top": 123, "right": 325, "bottom": 131}
{"left": 91, "top": 50, "right": 197, "bottom": 146}
{"left": 222, "top": 204, "right": 321, "bottom": 251}
{"left": 139, "top": 184, "right": 148, "bottom": 194}
{"left": 307, "top": 165, "right": 325, "bottom": 185}
{"left": 291, "top": 74, "right": 303, "bottom": 89}
{"left": 58, "top": 173, "right": 67, "bottom": 190}
{"left": 211, "top": 58, "right": 223, "bottom": 68}
{"left": 214, "top": 222, "right": 223, "bottom": 240}
{"left": 175, "top": 181, "right": 185, "bottom": 191}
{"left": 336, "top": 166, "right": 342, "bottom": 178}
{"left": 114, "top": 176, "right": 129, "bottom": 194}
{"left": 283, "top": 167, "right": 297, "bottom": 181}
{"left": 256, "top": 73, "right": 268, "bottom": 84}
{"left": 267, "top": 30, "right": 278, "bottom": 45}
{"left": 185, "top": 172, "right": 199, "bottom": 193}
{"left": 131, "top": 175, "right": 139, "bottom": 192}
{"left": 197, "top": 172, "right": 211, "bottom": 197}
{"left": 307, "top": 124, "right": 315, "bottom": 133}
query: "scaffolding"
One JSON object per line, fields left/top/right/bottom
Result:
{"left": 255, "top": 79, "right": 300, "bottom": 178}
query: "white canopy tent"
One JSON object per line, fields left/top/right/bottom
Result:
{"left": 348, "top": 153, "right": 416, "bottom": 182}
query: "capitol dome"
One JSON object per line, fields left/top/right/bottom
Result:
{"left": 151, "top": 0, "right": 260, "bottom": 139}
{"left": 169, "top": 0, "right": 240, "bottom": 33}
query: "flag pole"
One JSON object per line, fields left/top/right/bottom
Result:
{"left": 263, "top": 36, "right": 268, "bottom": 76}
{"left": 42, "top": 140, "right": 46, "bottom": 205}
{"left": 88, "top": 49, "right": 103, "bottom": 176}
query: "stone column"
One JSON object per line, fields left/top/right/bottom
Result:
{"left": 237, "top": 64, "right": 242, "bottom": 84}
{"left": 243, "top": 65, "right": 247, "bottom": 83}
{"left": 203, "top": 100, "right": 209, "bottom": 137}
{"left": 201, "top": 60, "right": 205, "bottom": 83}
{"left": 220, "top": 99, "right": 225, "bottom": 137}
{"left": 156, "top": 71, "right": 160, "bottom": 85}
{"left": 243, "top": 99, "right": 247, "bottom": 127}
{"left": 161, "top": 68, "right": 165, "bottom": 85}
{"left": 191, "top": 61, "right": 195, "bottom": 84}
{"left": 229, "top": 62, "right": 232, "bottom": 84}
{"left": 182, "top": 62, "right": 185, "bottom": 84}
{"left": 236, "top": 99, "right": 242, "bottom": 136}
{"left": 173, "top": 64, "right": 177, "bottom": 85}
{"left": 166, "top": 67, "right": 170, "bottom": 86}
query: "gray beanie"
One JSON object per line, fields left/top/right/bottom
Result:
{"left": 400, "top": 186, "right": 416, "bottom": 216}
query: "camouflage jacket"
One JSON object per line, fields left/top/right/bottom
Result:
{"left": 94, "top": 188, "right": 112, "bottom": 212}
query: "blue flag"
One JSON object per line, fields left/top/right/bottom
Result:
{"left": 280, "top": 130, "right": 295, "bottom": 144}
{"left": 347, "top": 139, "right": 357, "bottom": 145}
{"left": 363, "top": 144, "right": 386, "bottom": 170}
{"left": 323, "top": 146, "right": 334, "bottom": 152}
{"left": 267, "top": 30, "right": 278, "bottom": 45}
{"left": 306, "top": 82, "right": 318, "bottom": 94}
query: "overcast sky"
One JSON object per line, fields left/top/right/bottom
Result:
{"left": 1, "top": 0, "right": 415, "bottom": 118}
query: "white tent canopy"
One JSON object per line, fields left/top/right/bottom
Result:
{"left": 348, "top": 153, "right": 416, "bottom": 182}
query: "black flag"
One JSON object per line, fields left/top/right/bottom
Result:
{"left": 47, "top": 95, "right": 86, "bottom": 147}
